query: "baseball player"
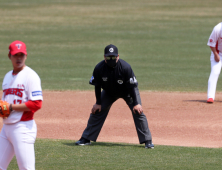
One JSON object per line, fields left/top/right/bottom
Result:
{"left": 75, "top": 44, "right": 154, "bottom": 149}
{"left": 0, "top": 40, "right": 43, "bottom": 170}
{"left": 207, "top": 22, "right": 222, "bottom": 103}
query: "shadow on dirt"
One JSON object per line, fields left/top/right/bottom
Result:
{"left": 183, "top": 100, "right": 222, "bottom": 103}
{"left": 62, "top": 141, "right": 141, "bottom": 148}
{"left": 183, "top": 100, "right": 207, "bottom": 103}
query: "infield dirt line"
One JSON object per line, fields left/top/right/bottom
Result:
{"left": 0, "top": 91, "right": 222, "bottom": 148}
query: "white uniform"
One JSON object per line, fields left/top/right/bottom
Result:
{"left": 207, "top": 22, "right": 222, "bottom": 100}
{"left": 0, "top": 66, "right": 43, "bottom": 170}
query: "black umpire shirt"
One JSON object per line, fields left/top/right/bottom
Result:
{"left": 89, "top": 59, "right": 138, "bottom": 98}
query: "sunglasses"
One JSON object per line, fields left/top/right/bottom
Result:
{"left": 105, "top": 56, "right": 117, "bottom": 60}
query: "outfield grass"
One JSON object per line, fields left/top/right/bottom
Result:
{"left": 0, "top": 0, "right": 222, "bottom": 91}
{"left": 7, "top": 139, "right": 222, "bottom": 170}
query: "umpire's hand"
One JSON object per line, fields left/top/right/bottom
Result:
{"left": 133, "top": 104, "right": 143, "bottom": 115}
{"left": 91, "top": 104, "right": 101, "bottom": 114}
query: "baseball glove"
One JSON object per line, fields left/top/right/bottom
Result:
{"left": 0, "top": 100, "right": 11, "bottom": 118}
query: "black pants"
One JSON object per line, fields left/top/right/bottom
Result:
{"left": 82, "top": 88, "right": 152, "bottom": 144}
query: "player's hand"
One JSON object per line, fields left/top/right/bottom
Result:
{"left": 214, "top": 53, "right": 220, "bottom": 62}
{"left": 0, "top": 100, "right": 11, "bottom": 118}
{"left": 133, "top": 104, "right": 143, "bottom": 115}
{"left": 91, "top": 104, "right": 101, "bottom": 114}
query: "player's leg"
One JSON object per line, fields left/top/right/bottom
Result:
{"left": 8, "top": 121, "right": 37, "bottom": 170}
{"left": 124, "top": 87, "right": 152, "bottom": 144}
{"left": 81, "top": 90, "right": 118, "bottom": 142}
{"left": 0, "top": 125, "right": 15, "bottom": 170}
{"left": 207, "top": 54, "right": 222, "bottom": 100}
{"left": 15, "top": 143, "right": 35, "bottom": 170}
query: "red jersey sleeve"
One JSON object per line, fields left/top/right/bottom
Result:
{"left": 25, "top": 100, "right": 42, "bottom": 112}
{"left": 21, "top": 100, "right": 42, "bottom": 121}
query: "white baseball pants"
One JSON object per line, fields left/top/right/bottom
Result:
{"left": 207, "top": 53, "right": 222, "bottom": 99}
{"left": 0, "top": 120, "right": 37, "bottom": 170}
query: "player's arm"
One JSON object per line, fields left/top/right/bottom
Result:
{"left": 11, "top": 100, "right": 42, "bottom": 112}
{"left": 25, "top": 71, "right": 43, "bottom": 112}
{"left": 210, "top": 46, "right": 220, "bottom": 62}
{"left": 11, "top": 103, "right": 30, "bottom": 111}
{"left": 207, "top": 23, "right": 221, "bottom": 62}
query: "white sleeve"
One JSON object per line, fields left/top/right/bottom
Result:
{"left": 27, "top": 73, "right": 43, "bottom": 101}
{"left": 207, "top": 23, "right": 221, "bottom": 47}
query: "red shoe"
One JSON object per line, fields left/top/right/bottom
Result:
{"left": 207, "top": 98, "right": 214, "bottom": 103}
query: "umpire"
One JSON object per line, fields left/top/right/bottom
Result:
{"left": 75, "top": 44, "right": 154, "bottom": 149}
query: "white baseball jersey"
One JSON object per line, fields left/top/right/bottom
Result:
{"left": 1, "top": 66, "right": 43, "bottom": 124}
{"left": 207, "top": 22, "right": 222, "bottom": 54}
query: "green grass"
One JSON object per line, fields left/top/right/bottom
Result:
{"left": 0, "top": 0, "right": 222, "bottom": 91}
{"left": 7, "top": 139, "right": 222, "bottom": 170}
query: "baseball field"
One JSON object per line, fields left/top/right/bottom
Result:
{"left": 0, "top": 0, "right": 222, "bottom": 169}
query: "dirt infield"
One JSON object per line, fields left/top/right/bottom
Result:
{"left": 0, "top": 91, "right": 222, "bottom": 148}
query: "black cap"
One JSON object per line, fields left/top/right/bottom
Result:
{"left": 104, "top": 44, "right": 118, "bottom": 57}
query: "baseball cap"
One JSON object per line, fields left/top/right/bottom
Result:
{"left": 104, "top": 44, "right": 118, "bottom": 57}
{"left": 9, "top": 40, "right": 27, "bottom": 55}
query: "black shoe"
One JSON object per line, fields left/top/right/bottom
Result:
{"left": 145, "top": 140, "right": 154, "bottom": 149}
{"left": 75, "top": 137, "right": 91, "bottom": 146}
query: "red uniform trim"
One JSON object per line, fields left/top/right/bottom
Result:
{"left": 216, "top": 41, "right": 219, "bottom": 54}
{"left": 20, "top": 100, "right": 42, "bottom": 121}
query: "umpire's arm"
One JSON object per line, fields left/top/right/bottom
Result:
{"left": 129, "top": 87, "right": 143, "bottom": 115}
{"left": 91, "top": 85, "right": 102, "bottom": 114}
